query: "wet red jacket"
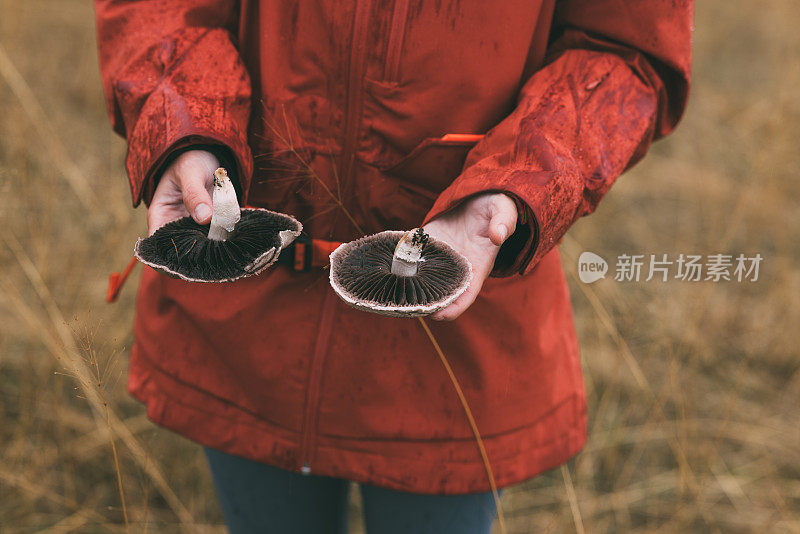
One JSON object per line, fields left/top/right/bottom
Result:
{"left": 95, "top": 0, "right": 691, "bottom": 494}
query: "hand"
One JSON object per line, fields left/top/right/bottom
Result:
{"left": 423, "top": 193, "right": 518, "bottom": 321}
{"left": 148, "top": 150, "right": 220, "bottom": 235}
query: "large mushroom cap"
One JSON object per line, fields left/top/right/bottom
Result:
{"left": 329, "top": 229, "right": 472, "bottom": 317}
{"left": 135, "top": 208, "right": 302, "bottom": 282}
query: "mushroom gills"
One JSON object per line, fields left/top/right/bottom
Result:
{"left": 136, "top": 210, "right": 292, "bottom": 281}
{"left": 334, "top": 233, "right": 467, "bottom": 307}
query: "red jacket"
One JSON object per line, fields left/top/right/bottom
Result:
{"left": 95, "top": 0, "right": 691, "bottom": 494}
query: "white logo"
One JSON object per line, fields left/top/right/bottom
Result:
{"left": 578, "top": 252, "right": 608, "bottom": 283}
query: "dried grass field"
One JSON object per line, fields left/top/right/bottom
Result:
{"left": 1, "top": 1, "right": 798, "bottom": 532}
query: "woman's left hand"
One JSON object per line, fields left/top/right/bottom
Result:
{"left": 423, "top": 192, "right": 518, "bottom": 321}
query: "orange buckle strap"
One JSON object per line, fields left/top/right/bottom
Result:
{"left": 439, "top": 133, "right": 484, "bottom": 144}
{"left": 279, "top": 235, "right": 343, "bottom": 272}
{"left": 106, "top": 256, "right": 139, "bottom": 303}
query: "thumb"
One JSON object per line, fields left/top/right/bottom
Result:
{"left": 182, "top": 177, "right": 213, "bottom": 224}
{"left": 488, "top": 194, "right": 518, "bottom": 247}
{"left": 174, "top": 154, "right": 218, "bottom": 224}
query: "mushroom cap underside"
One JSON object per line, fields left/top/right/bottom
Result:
{"left": 329, "top": 230, "right": 472, "bottom": 317}
{"left": 135, "top": 208, "right": 302, "bottom": 282}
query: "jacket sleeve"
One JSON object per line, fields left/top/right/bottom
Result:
{"left": 421, "top": 0, "right": 693, "bottom": 276}
{"left": 94, "top": 0, "right": 253, "bottom": 206}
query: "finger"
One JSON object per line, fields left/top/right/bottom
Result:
{"left": 170, "top": 151, "right": 219, "bottom": 224}
{"left": 488, "top": 195, "right": 518, "bottom": 247}
{"left": 430, "top": 283, "right": 480, "bottom": 321}
{"left": 430, "top": 265, "right": 489, "bottom": 321}
{"left": 147, "top": 210, "right": 166, "bottom": 236}
{"left": 147, "top": 204, "right": 189, "bottom": 236}
{"left": 148, "top": 169, "right": 179, "bottom": 235}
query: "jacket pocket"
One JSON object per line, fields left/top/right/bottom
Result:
{"left": 380, "top": 134, "right": 483, "bottom": 199}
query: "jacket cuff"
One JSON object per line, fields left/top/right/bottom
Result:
{"left": 494, "top": 194, "right": 537, "bottom": 277}
{"left": 128, "top": 130, "right": 252, "bottom": 208}
{"left": 124, "top": 94, "right": 252, "bottom": 207}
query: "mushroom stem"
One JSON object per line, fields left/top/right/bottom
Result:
{"left": 207, "top": 168, "right": 241, "bottom": 241}
{"left": 391, "top": 228, "right": 428, "bottom": 276}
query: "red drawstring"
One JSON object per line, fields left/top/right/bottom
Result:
{"left": 106, "top": 256, "right": 139, "bottom": 303}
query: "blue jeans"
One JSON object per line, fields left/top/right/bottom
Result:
{"left": 204, "top": 447, "right": 500, "bottom": 534}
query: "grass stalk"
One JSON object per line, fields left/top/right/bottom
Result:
{"left": 85, "top": 341, "right": 130, "bottom": 532}
{"left": 418, "top": 317, "right": 507, "bottom": 533}
{"left": 560, "top": 464, "right": 585, "bottom": 534}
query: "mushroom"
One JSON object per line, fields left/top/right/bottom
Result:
{"left": 134, "top": 168, "right": 302, "bottom": 282}
{"left": 329, "top": 228, "right": 472, "bottom": 317}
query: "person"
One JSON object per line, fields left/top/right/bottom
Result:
{"left": 94, "top": 1, "right": 692, "bottom": 532}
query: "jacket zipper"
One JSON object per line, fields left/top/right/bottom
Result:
{"left": 301, "top": 0, "right": 372, "bottom": 476}
{"left": 299, "top": 287, "right": 338, "bottom": 473}
{"left": 337, "top": 0, "right": 373, "bottom": 191}
{"left": 383, "top": 0, "right": 410, "bottom": 82}
{"left": 301, "top": 0, "right": 405, "bottom": 474}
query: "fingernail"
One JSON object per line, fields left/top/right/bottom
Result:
{"left": 194, "top": 203, "right": 212, "bottom": 222}
{"left": 498, "top": 225, "right": 508, "bottom": 242}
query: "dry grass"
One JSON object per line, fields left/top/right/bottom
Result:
{"left": 0, "top": 0, "right": 798, "bottom": 532}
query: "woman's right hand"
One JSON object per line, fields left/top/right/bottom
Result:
{"left": 148, "top": 150, "right": 220, "bottom": 235}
